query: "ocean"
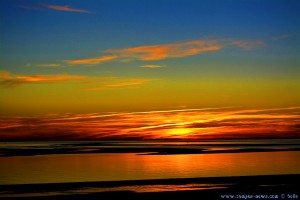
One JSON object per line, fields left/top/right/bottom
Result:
{"left": 1, "top": 139, "right": 300, "bottom": 185}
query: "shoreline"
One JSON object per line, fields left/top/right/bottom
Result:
{"left": 1, "top": 174, "right": 299, "bottom": 199}
{"left": 1, "top": 147, "right": 300, "bottom": 157}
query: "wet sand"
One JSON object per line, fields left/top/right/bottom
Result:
{"left": 1, "top": 174, "right": 299, "bottom": 200}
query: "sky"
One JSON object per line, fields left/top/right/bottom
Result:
{"left": 0, "top": 0, "right": 299, "bottom": 140}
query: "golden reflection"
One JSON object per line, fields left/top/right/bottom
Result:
{"left": 1, "top": 151, "right": 300, "bottom": 185}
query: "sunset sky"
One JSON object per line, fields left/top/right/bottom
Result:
{"left": 0, "top": 0, "right": 299, "bottom": 140}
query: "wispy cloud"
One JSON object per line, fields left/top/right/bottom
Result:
{"left": 0, "top": 70, "right": 113, "bottom": 88}
{"left": 104, "top": 39, "right": 222, "bottom": 61}
{"left": 272, "top": 34, "right": 291, "bottom": 41}
{"left": 66, "top": 37, "right": 265, "bottom": 65}
{"left": 83, "top": 78, "right": 149, "bottom": 90}
{"left": 227, "top": 39, "right": 265, "bottom": 50}
{"left": 0, "top": 71, "right": 11, "bottom": 79}
{"left": 0, "top": 107, "right": 299, "bottom": 140}
{"left": 140, "top": 65, "right": 164, "bottom": 69}
{"left": 105, "top": 79, "right": 148, "bottom": 87}
{"left": 19, "top": 3, "right": 92, "bottom": 13}
{"left": 66, "top": 56, "right": 117, "bottom": 65}
{"left": 0, "top": 70, "right": 151, "bottom": 90}
{"left": 36, "top": 64, "right": 61, "bottom": 67}
{"left": 41, "top": 3, "right": 91, "bottom": 13}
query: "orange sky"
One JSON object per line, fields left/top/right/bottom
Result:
{"left": 1, "top": 107, "right": 299, "bottom": 140}
{"left": 1, "top": 1, "right": 299, "bottom": 140}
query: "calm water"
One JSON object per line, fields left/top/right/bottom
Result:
{"left": 0, "top": 140, "right": 300, "bottom": 185}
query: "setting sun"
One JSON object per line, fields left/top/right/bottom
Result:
{"left": 167, "top": 128, "right": 193, "bottom": 137}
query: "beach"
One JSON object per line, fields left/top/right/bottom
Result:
{"left": 1, "top": 140, "right": 299, "bottom": 199}
{"left": 0, "top": 174, "right": 299, "bottom": 199}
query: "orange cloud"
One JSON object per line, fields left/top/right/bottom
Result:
{"left": 83, "top": 78, "right": 149, "bottom": 90}
{"left": 104, "top": 39, "right": 222, "bottom": 61}
{"left": 0, "top": 70, "right": 113, "bottom": 88}
{"left": 0, "top": 107, "right": 299, "bottom": 140}
{"left": 140, "top": 65, "right": 164, "bottom": 68}
{"left": 36, "top": 64, "right": 61, "bottom": 67}
{"left": 65, "top": 37, "right": 264, "bottom": 65}
{"left": 0, "top": 71, "right": 150, "bottom": 90}
{"left": 41, "top": 3, "right": 91, "bottom": 13}
{"left": 0, "top": 71, "right": 11, "bottom": 79}
{"left": 15, "top": 75, "right": 86, "bottom": 82}
{"left": 105, "top": 79, "right": 147, "bottom": 87}
{"left": 66, "top": 55, "right": 117, "bottom": 65}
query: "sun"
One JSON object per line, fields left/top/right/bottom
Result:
{"left": 167, "top": 128, "right": 193, "bottom": 137}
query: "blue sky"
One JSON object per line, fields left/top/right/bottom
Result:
{"left": 1, "top": 0, "right": 299, "bottom": 71}
{"left": 0, "top": 0, "right": 299, "bottom": 116}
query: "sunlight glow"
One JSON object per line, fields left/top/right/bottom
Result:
{"left": 167, "top": 128, "right": 193, "bottom": 137}
{"left": 0, "top": 107, "right": 299, "bottom": 140}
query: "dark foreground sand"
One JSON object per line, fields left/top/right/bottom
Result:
{"left": 1, "top": 174, "right": 299, "bottom": 200}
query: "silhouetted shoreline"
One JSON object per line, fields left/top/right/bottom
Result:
{"left": 1, "top": 146, "right": 300, "bottom": 157}
{"left": 1, "top": 174, "right": 299, "bottom": 200}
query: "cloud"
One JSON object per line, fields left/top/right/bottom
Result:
{"left": 66, "top": 56, "right": 117, "bottom": 65}
{"left": 104, "top": 39, "right": 222, "bottom": 61}
{"left": 272, "top": 34, "right": 291, "bottom": 41}
{"left": 41, "top": 3, "right": 92, "bottom": 13}
{"left": 0, "top": 70, "right": 113, "bottom": 88}
{"left": 140, "top": 65, "right": 164, "bottom": 69}
{"left": 65, "top": 37, "right": 265, "bottom": 65}
{"left": 227, "top": 39, "right": 265, "bottom": 50}
{"left": 0, "top": 71, "right": 11, "bottom": 79}
{"left": 105, "top": 79, "right": 148, "bottom": 87}
{"left": 0, "top": 71, "right": 150, "bottom": 90}
{"left": 19, "top": 3, "right": 92, "bottom": 13}
{"left": 83, "top": 78, "right": 149, "bottom": 90}
{"left": 0, "top": 107, "right": 299, "bottom": 140}
{"left": 36, "top": 64, "right": 61, "bottom": 67}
